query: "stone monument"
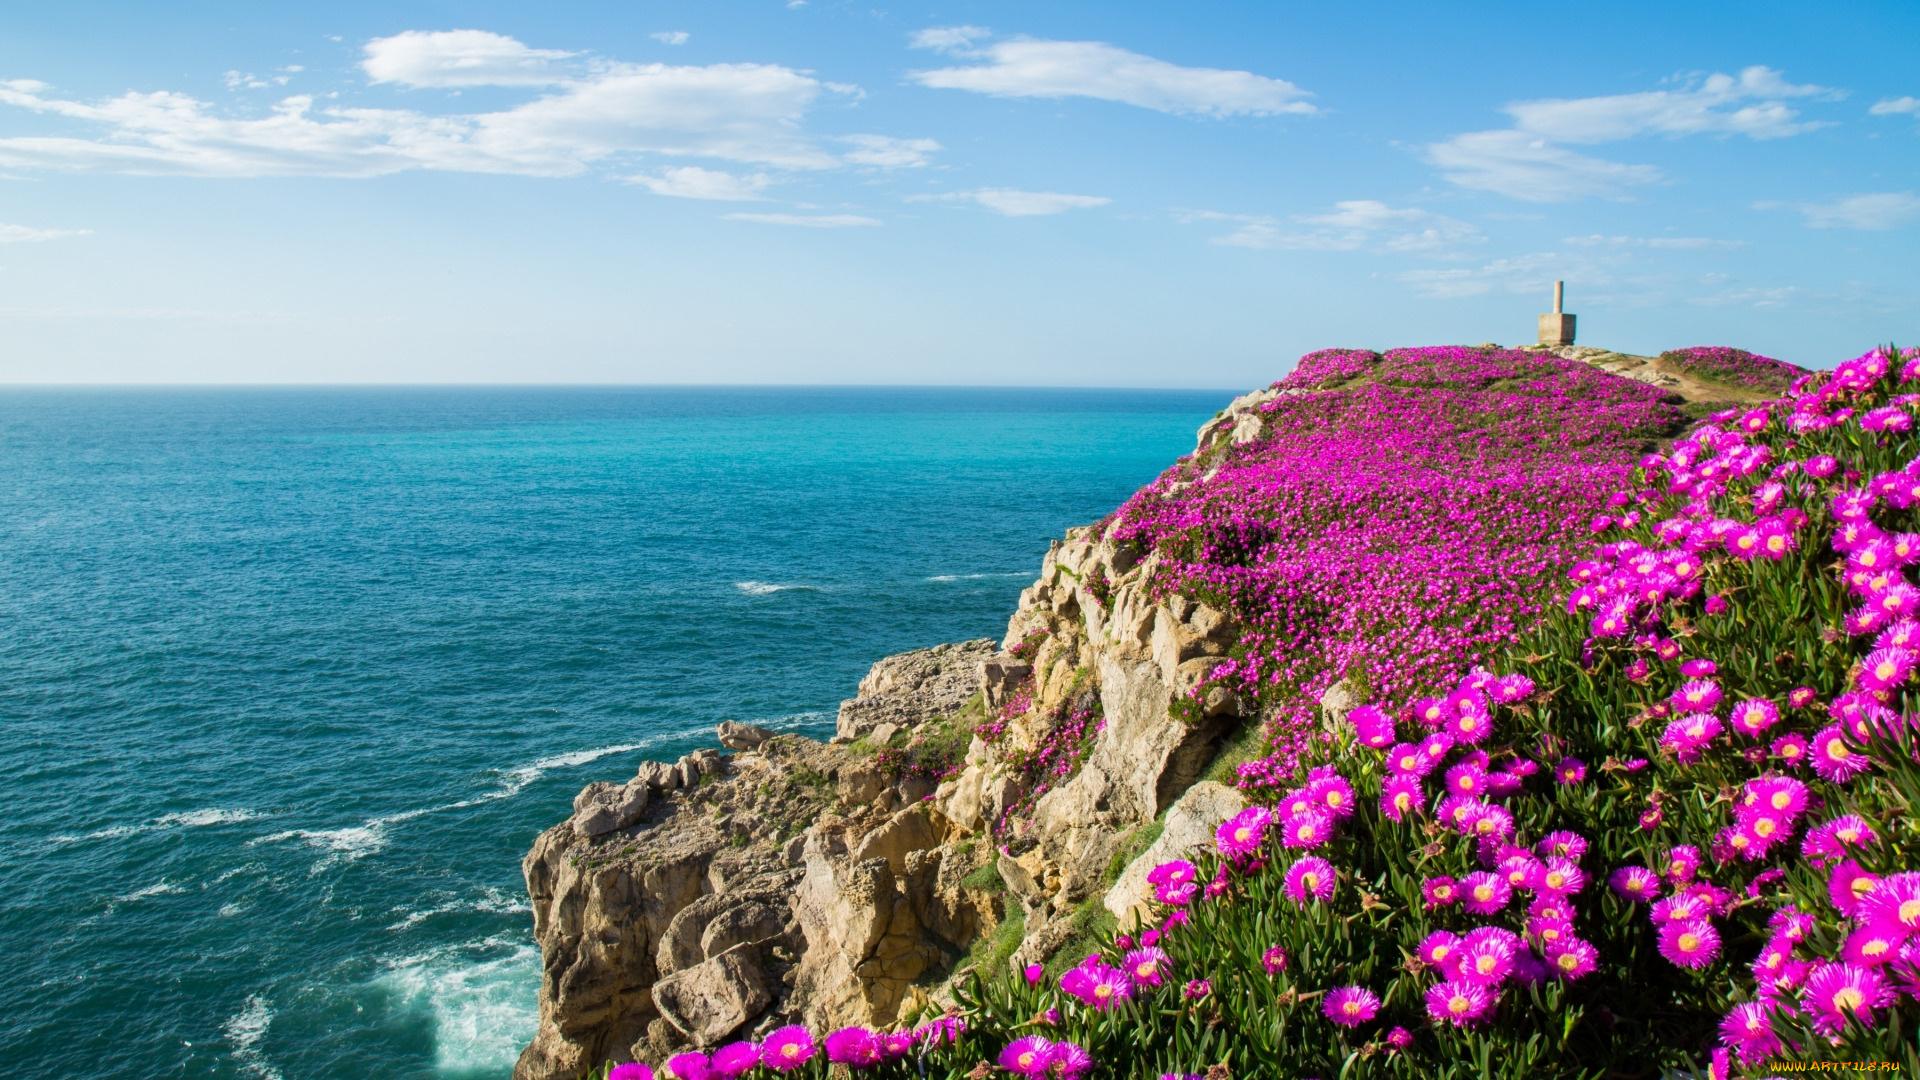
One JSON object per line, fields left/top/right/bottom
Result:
{"left": 1538, "top": 280, "right": 1575, "bottom": 346}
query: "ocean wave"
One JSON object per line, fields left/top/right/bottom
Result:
{"left": 734, "top": 581, "right": 822, "bottom": 595}
{"left": 489, "top": 740, "right": 655, "bottom": 799}
{"left": 376, "top": 935, "right": 539, "bottom": 1073}
{"left": 926, "top": 571, "right": 1033, "bottom": 582}
{"left": 738, "top": 710, "right": 831, "bottom": 732}
{"left": 114, "top": 879, "right": 188, "bottom": 904}
{"left": 385, "top": 886, "right": 531, "bottom": 932}
{"left": 51, "top": 807, "right": 263, "bottom": 845}
{"left": 250, "top": 824, "right": 389, "bottom": 873}
{"left": 223, "top": 995, "right": 284, "bottom": 1080}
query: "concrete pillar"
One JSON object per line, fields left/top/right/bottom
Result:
{"left": 1538, "top": 281, "right": 1575, "bottom": 345}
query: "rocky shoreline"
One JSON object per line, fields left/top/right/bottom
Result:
{"left": 512, "top": 345, "right": 1757, "bottom": 1080}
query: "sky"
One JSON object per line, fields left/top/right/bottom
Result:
{"left": 0, "top": 0, "right": 1916, "bottom": 385}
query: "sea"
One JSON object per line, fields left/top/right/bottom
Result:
{"left": 0, "top": 386, "right": 1229, "bottom": 1080}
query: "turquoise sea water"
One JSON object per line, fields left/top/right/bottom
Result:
{"left": 0, "top": 387, "right": 1228, "bottom": 1080}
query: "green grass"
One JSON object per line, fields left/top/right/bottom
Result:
{"left": 1103, "top": 819, "right": 1164, "bottom": 884}
{"left": 960, "top": 859, "right": 1006, "bottom": 895}
{"left": 1199, "top": 716, "right": 1265, "bottom": 786}
{"left": 1042, "top": 897, "right": 1118, "bottom": 981}
{"left": 965, "top": 905, "right": 1025, "bottom": 978}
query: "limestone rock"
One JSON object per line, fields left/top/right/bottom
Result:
{"left": 717, "top": 721, "right": 777, "bottom": 750}
{"left": 834, "top": 639, "right": 997, "bottom": 741}
{"left": 571, "top": 780, "right": 651, "bottom": 837}
{"left": 1104, "top": 781, "right": 1247, "bottom": 929}
{"left": 652, "top": 943, "right": 772, "bottom": 1046}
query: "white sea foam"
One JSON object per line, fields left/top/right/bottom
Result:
{"left": 115, "top": 879, "right": 188, "bottom": 903}
{"left": 926, "top": 571, "right": 1032, "bottom": 582}
{"left": 386, "top": 886, "right": 531, "bottom": 932}
{"left": 490, "top": 741, "right": 652, "bottom": 799}
{"left": 52, "top": 807, "right": 262, "bottom": 845}
{"left": 250, "top": 823, "right": 389, "bottom": 873}
{"left": 377, "top": 936, "right": 540, "bottom": 1074}
{"left": 222, "top": 995, "right": 284, "bottom": 1080}
{"left": 734, "top": 580, "right": 821, "bottom": 595}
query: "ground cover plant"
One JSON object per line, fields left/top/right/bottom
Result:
{"left": 1661, "top": 347, "right": 1802, "bottom": 393}
{"left": 588, "top": 345, "right": 1920, "bottom": 1080}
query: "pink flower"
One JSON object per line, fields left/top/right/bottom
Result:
{"left": 1418, "top": 930, "right": 1463, "bottom": 973}
{"left": 1455, "top": 934, "right": 1516, "bottom": 985}
{"left": 1665, "top": 844, "right": 1701, "bottom": 883}
{"left": 1804, "top": 813, "right": 1879, "bottom": 858}
{"left": 610, "top": 1065, "right": 655, "bottom": 1080}
{"left": 1859, "top": 647, "right": 1915, "bottom": 692}
{"left": 1425, "top": 980, "right": 1495, "bottom": 1026}
{"left": 1536, "top": 831, "right": 1588, "bottom": 860}
{"left": 1843, "top": 924, "right": 1906, "bottom": 966}
{"left": 1283, "top": 856, "right": 1336, "bottom": 905}
{"left": 1261, "top": 946, "right": 1288, "bottom": 975}
{"left": 1155, "top": 881, "right": 1198, "bottom": 906}
{"left": 1658, "top": 918, "right": 1721, "bottom": 969}
{"left": 1728, "top": 698, "right": 1781, "bottom": 737}
{"left": 1857, "top": 871, "right": 1920, "bottom": 937}
{"left": 1460, "top": 871, "right": 1512, "bottom": 915}
{"left": 1538, "top": 857, "right": 1585, "bottom": 895}
{"left": 1146, "top": 860, "right": 1197, "bottom": 888}
{"left": 1719, "top": 1003, "right": 1781, "bottom": 1066}
{"left": 1772, "top": 732, "right": 1810, "bottom": 766}
{"left": 1348, "top": 704, "right": 1395, "bottom": 748}
{"left": 999, "top": 1037, "right": 1055, "bottom": 1076}
{"left": 1304, "top": 774, "right": 1357, "bottom": 818}
{"left": 1280, "top": 810, "right": 1334, "bottom": 849}
{"left": 1659, "top": 712, "right": 1723, "bottom": 761}
{"left": 667, "top": 1053, "right": 711, "bottom": 1080}
{"left": 1499, "top": 854, "right": 1544, "bottom": 892}
{"left": 825, "top": 1028, "right": 883, "bottom": 1069}
{"left": 1553, "top": 756, "right": 1586, "bottom": 784}
{"left": 1214, "top": 806, "right": 1273, "bottom": 857}
{"left": 1182, "top": 979, "right": 1211, "bottom": 1000}
{"left": 1444, "top": 762, "right": 1488, "bottom": 798}
{"left": 1024, "top": 963, "right": 1044, "bottom": 985}
{"left": 1545, "top": 937, "right": 1598, "bottom": 980}
{"left": 1051, "top": 1042, "right": 1092, "bottom": 1078}
{"left": 711, "top": 1043, "right": 760, "bottom": 1079}
{"left": 1322, "top": 986, "right": 1382, "bottom": 1027}
{"left": 1385, "top": 1026, "right": 1414, "bottom": 1050}
{"left": 1123, "top": 947, "right": 1170, "bottom": 988}
{"left": 1422, "top": 876, "right": 1460, "bottom": 907}
{"left": 761, "top": 1026, "right": 817, "bottom": 1071}
{"left": 1828, "top": 860, "right": 1881, "bottom": 917}
{"left": 1380, "top": 775, "right": 1425, "bottom": 822}
{"left": 1800, "top": 962, "right": 1894, "bottom": 1037}
{"left": 1385, "top": 742, "right": 1434, "bottom": 776}
{"left": 1810, "top": 724, "right": 1872, "bottom": 782}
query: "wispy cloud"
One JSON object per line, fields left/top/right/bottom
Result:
{"left": 0, "top": 33, "right": 936, "bottom": 179}
{"left": 650, "top": 31, "right": 690, "bottom": 46}
{"left": 838, "top": 134, "right": 941, "bottom": 168}
{"left": 1792, "top": 192, "right": 1920, "bottom": 230}
{"left": 626, "top": 166, "right": 768, "bottom": 200}
{"left": 1396, "top": 252, "right": 1566, "bottom": 299}
{"left": 0, "top": 221, "right": 90, "bottom": 242}
{"left": 1427, "top": 67, "right": 1830, "bottom": 202}
{"left": 1870, "top": 96, "right": 1919, "bottom": 116}
{"left": 1188, "top": 200, "right": 1482, "bottom": 253}
{"left": 1562, "top": 234, "right": 1742, "bottom": 250}
{"left": 913, "top": 188, "right": 1110, "bottom": 216}
{"left": 722, "top": 212, "right": 880, "bottom": 227}
{"left": 908, "top": 28, "right": 1315, "bottom": 118}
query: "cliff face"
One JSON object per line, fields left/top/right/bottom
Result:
{"left": 515, "top": 346, "right": 1761, "bottom": 1079}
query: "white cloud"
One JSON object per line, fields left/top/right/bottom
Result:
{"left": 627, "top": 165, "right": 768, "bottom": 199}
{"left": 1688, "top": 285, "right": 1798, "bottom": 309}
{"left": 1871, "top": 96, "right": 1919, "bottom": 116}
{"left": 915, "top": 188, "right": 1111, "bottom": 216}
{"left": 1563, "top": 234, "right": 1742, "bottom": 249}
{"left": 722, "top": 212, "right": 879, "bottom": 227}
{"left": 909, "top": 31, "right": 1315, "bottom": 118}
{"left": 1795, "top": 192, "right": 1920, "bottom": 230}
{"left": 838, "top": 134, "right": 941, "bottom": 168}
{"left": 1203, "top": 199, "right": 1482, "bottom": 252}
{"left": 1396, "top": 252, "right": 1565, "bottom": 299}
{"left": 1424, "top": 130, "right": 1664, "bottom": 202}
{"left": 0, "top": 222, "right": 89, "bottom": 242}
{"left": 362, "top": 29, "right": 576, "bottom": 87}
{"left": 0, "top": 50, "right": 842, "bottom": 176}
{"left": 1506, "top": 67, "right": 1833, "bottom": 143}
{"left": 909, "top": 26, "right": 992, "bottom": 54}
{"left": 651, "top": 31, "right": 690, "bottom": 46}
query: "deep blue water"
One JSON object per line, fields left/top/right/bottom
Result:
{"left": 0, "top": 387, "right": 1228, "bottom": 1080}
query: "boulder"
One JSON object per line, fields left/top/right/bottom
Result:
{"left": 834, "top": 640, "right": 998, "bottom": 740}
{"left": 1104, "top": 781, "right": 1247, "bottom": 929}
{"left": 700, "top": 901, "right": 788, "bottom": 959}
{"left": 652, "top": 943, "right": 772, "bottom": 1046}
{"left": 571, "top": 780, "right": 651, "bottom": 837}
{"left": 635, "top": 761, "right": 680, "bottom": 790}
{"left": 717, "top": 721, "right": 777, "bottom": 750}
{"left": 850, "top": 805, "right": 948, "bottom": 876}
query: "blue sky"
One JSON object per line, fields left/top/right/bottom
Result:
{"left": 1, "top": 0, "right": 1916, "bottom": 385}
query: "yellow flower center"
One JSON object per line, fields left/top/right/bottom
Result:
{"left": 1393, "top": 793, "right": 1411, "bottom": 811}
{"left": 1877, "top": 661, "right": 1897, "bottom": 679}
{"left": 1863, "top": 939, "right": 1889, "bottom": 957}
{"left": 1433, "top": 886, "right": 1453, "bottom": 900}
{"left": 1754, "top": 819, "right": 1776, "bottom": 837}
{"left": 1475, "top": 956, "right": 1496, "bottom": 974}
{"left": 1018, "top": 1053, "right": 1037, "bottom": 1068}
{"left": 1852, "top": 876, "right": 1876, "bottom": 899}
{"left": 1431, "top": 945, "right": 1450, "bottom": 960}
{"left": 1398, "top": 755, "right": 1416, "bottom": 770}
{"left": 1834, "top": 988, "right": 1865, "bottom": 1013}
{"left": 1460, "top": 717, "right": 1478, "bottom": 732}
{"left": 1782, "top": 744, "right": 1801, "bottom": 758}
{"left": 1448, "top": 995, "right": 1471, "bottom": 1015}
{"left": 1899, "top": 899, "right": 1920, "bottom": 923}
{"left": 1546, "top": 872, "right": 1566, "bottom": 888}
{"left": 1473, "top": 884, "right": 1493, "bottom": 901}
{"left": 1094, "top": 984, "right": 1112, "bottom": 999}
{"left": 1839, "top": 826, "right": 1861, "bottom": 842}
{"left": 1556, "top": 954, "right": 1577, "bottom": 971}
{"left": 1342, "top": 1001, "right": 1362, "bottom": 1015}
{"left": 1234, "top": 826, "right": 1252, "bottom": 843}
{"left": 1136, "top": 962, "right": 1156, "bottom": 979}
{"left": 1326, "top": 792, "right": 1344, "bottom": 807}
{"left": 1296, "top": 824, "right": 1314, "bottom": 841}
{"left": 783, "top": 1045, "right": 801, "bottom": 1060}
{"left": 1302, "top": 872, "right": 1320, "bottom": 890}
{"left": 1771, "top": 792, "right": 1791, "bottom": 809}
{"left": 1678, "top": 933, "right": 1700, "bottom": 952}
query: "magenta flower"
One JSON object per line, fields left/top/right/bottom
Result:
{"left": 1410, "top": 696, "right": 1451, "bottom": 729}
{"left": 1719, "top": 1003, "right": 1781, "bottom": 1066}
{"left": 1499, "top": 854, "right": 1544, "bottom": 892}
{"left": 1024, "top": 963, "right": 1044, "bottom": 985}
{"left": 824, "top": 1028, "right": 883, "bottom": 1069}
{"left": 1261, "top": 946, "right": 1288, "bottom": 975}
{"left": 666, "top": 1053, "right": 711, "bottom": 1080}
{"left": 1800, "top": 962, "right": 1894, "bottom": 1037}
{"left": 1553, "top": 756, "right": 1586, "bottom": 784}
{"left": 1787, "top": 686, "right": 1818, "bottom": 708}
{"left": 1659, "top": 712, "right": 1723, "bottom": 761}
{"left": 1304, "top": 775, "right": 1357, "bottom": 819}
{"left": 1859, "top": 647, "right": 1915, "bottom": 692}
{"left": 1828, "top": 860, "right": 1881, "bottom": 917}
{"left": 1705, "top": 594, "right": 1729, "bottom": 615}
{"left": 760, "top": 1026, "right": 817, "bottom": 1072}
{"left": 1728, "top": 698, "right": 1780, "bottom": 737}
{"left": 1858, "top": 871, "right": 1920, "bottom": 936}
{"left": 1545, "top": 938, "right": 1598, "bottom": 980}
{"left": 1155, "top": 881, "right": 1198, "bottom": 906}
{"left": 1460, "top": 871, "right": 1512, "bottom": 915}
{"left": 1422, "top": 876, "right": 1460, "bottom": 907}
{"left": 1610, "top": 865, "right": 1659, "bottom": 901}
{"left": 1348, "top": 704, "right": 1395, "bottom": 748}
{"left": 1281, "top": 810, "right": 1334, "bottom": 849}
{"left": 1425, "top": 980, "right": 1495, "bottom": 1026}
{"left": 1810, "top": 724, "right": 1872, "bottom": 782}
{"left": 1182, "top": 979, "right": 1211, "bottom": 1000}
{"left": 1804, "top": 813, "right": 1879, "bottom": 858}
{"left": 1146, "top": 860, "right": 1197, "bottom": 888}
{"left": 1418, "top": 930, "right": 1463, "bottom": 973}
{"left": 1444, "top": 762, "right": 1488, "bottom": 798}
{"left": 1536, "top": 830, "right": 1588, "bottom": 860}
{"left": 1380, "top": 775, "right": 1425, "bottom": 822}
{"left": 1283, "top": 856, "right": 1336, "bottom": 905}
{"left": 1051, "top": 1042, "right": 1092, "bottom": 1078}
{"left": 1538, "top": 857, "right": 1585, "bottom": 895}
{"left": 1322, "top": 986, "right": 1382, "bottom": 1027}
{"left": 1386, "top": 742, "right": 1434, "bottom": 776}
{"left": 610, "top": 1065, "right": 655, "bottom": 1080}
{"left": 1455, "top": 935, "right": 1516, "bottom": 986}
{"left": 710, "top": 1043, "right": 760, "bottom": 1079}
{"left": 1385, "top": 1026, "right": 1414, "bottom": 1050}
{"left": 1658, "top": 918, "right": 1721, "bottom": 969}
{"left": 1123, "top": 946, "right": 1170, "bottom": 988}
{"left": 1679, "top": 658, "right": 1718, "bottom": 677}
{"left": 1742, "top": 775, "right": 1808, "bottom": 820}
{"left": 1772, "top": 732, "right": 1810, "bottom": 767}
{"left": 1843, "top": 924, "right": 1906, "bottom": 966}
{"left": 998, "top": 1037, "right": 1055, "bottom": 1076}
{"left": 1214, "top": 806, "right": 1273, "bottom": 857}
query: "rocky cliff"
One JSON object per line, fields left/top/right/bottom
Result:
{"left": 513, "top": 344, "right": 1763, "bottom": 1080}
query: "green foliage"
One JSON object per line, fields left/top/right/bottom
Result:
{"left": 961, "top": 860, "right": 1007, "bottom": 896}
